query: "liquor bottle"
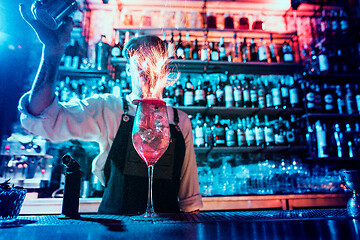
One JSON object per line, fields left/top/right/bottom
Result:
{"left": 213, "top": 115, "right": 226, "bottom": 147}
{"left": 355, "top": 84, "right": 360, "bottom": 114}
{"left": 289, "top": 75, "right": 301, "bottom": 108}
{"left": 274, "top": 117, "right": 286, "bottom": 146}
{"left": 310, "top": 47, "right": 320, "bottom": 75}
{"left": 250, "top": 78, "right": 258, "bottom": 108}
{"left": 249, "top": 38, "right": 258, "bottom": 62}
{"left": 339, "top": 9, "right": 350, "bottom": 36}
{"left": 265, "top": 78, "right": 273, "bottom": 108}
{"left": 345, "top": 83, "right": 356, "bottom": 114}
{"left": 322, "top": 83, "right": 336, "bottom": 113}
{"left": 210, "top": 42, "right": 219, "bottom": 61}
{"left": 306, "top": 123, "right": 317, "bottom": 158}
{"left": 290, "top": 114, "right": 301, "bottom": 145}
{"left": 226, "top": 120, "right": 237, "bottom": 147}
{"left": 162, "top": 32, "right": 168, "bottom": 49}
{"left": 285, "top": 118, "right": 296, "bottom": 145}
{"left": 321, "top": 9, "right": 331, "bottom": 38}
{"left": 241, "top": 38, "right": 249, "bottom": 62}
{"left": 233, "top": 77, "right": 243, "bottom": 107}
{"left": 219, "top": 37, "right": 227, "bottom": 61}
{"left": 280, "top": 77, "right": 290, "bottom": 108}
{"left": 111, "top": 32, "right": 122, "bottom": 59}
{"left": 254, "top": 115, "right": 264, "bottom": 147}
{"left": 245, "top": 117, "right": 255, "bottom": 146}
{"left": 184, "top": 33, "right": 192, "bottom": 60}
{"left": 333, "top": 123, "right": 345, "bottom": 158}
{"left": 315, "top": 120, "right": 329, "bottom": 158}
{"left": 303, "top": 81, "right": 315, "bottom": 112}
{"left": 232, "top": 33, "right": 240, "bottom": 62}
{"left": 344, "top": 123, "right": 355, "bottom": 158}
{"left": 314, "top": 83, "right": 322, "bottom": 112}
{"left": 237, "top": 117, "right": 247, "bottom": 147}
{"left": 336, "top": 85, "right": 346, "bottom": 114}
{"left": 184, "top": 75, "right": 194, "bottom": 106}
{"left": 174, "top": 80, "right": 184, "bottom": 106}
{"left": 194, "top": 113, "right": 205, "bottom": 147}
{"left": 168, "top": 32, "right": 176, "bottom": 59}
{"left": 206, "top": 83, "right": 216, "bottom": 107}
{"left": 268, "top": 33, "right": 277, "bottom": 63}
{"left": 192, "top": 39, "right": 200, "bottom": 60}
{"left": 271, "top": 79, "right": 282, "bottom": 109}
{"left": 282, "top": 41, "right": 294, "bottom": 63}
{"left": 257, "top": 80, "right": 266, "bottom": 109}
{"left": 354, "top": 123, "right": 360, "bottom": 157}
{"left": 258, "top": 38, "right": 267, "bottom": 62}
{"left": 72, "top": 40, "right": 81, "bottom": 69}
{"left": 318, "top": 44, "right": 329, "bottom": 74}
{"left": 194, "top": 78, "right": 206, "bottom": 106}
{"left": 331, "top": 10, "right": 340, "bottom": 36}
{"left": 264, "top": 115, "right": 275, "bottom": 146}
{"left": 201, "top": 33, "right": 209, "bottom": 61}
{"left": 242, "top": 78, "right": 251, "bottom": 108}
{"left": 176, "top": 32, "right": 185, "bottom": 59}
{"left": 204, "top": 116, "right": 214, "bottom": 147}
{"left": 215, "top": 76, "right": 225, "bottom": 107}
{"left": 120, "top": 78, "right": 131, "bottom": 98}
{"left": 163, "top": 86, "right": 174, "bottom": 106}
{"left": 224, "top": 71, "right": 234, "bottom": 108}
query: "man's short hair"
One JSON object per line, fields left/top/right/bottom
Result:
{"left": 122, "top": 35, "right": 166, "bottom": 60}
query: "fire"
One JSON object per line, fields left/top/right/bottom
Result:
{"left": 129, "top": 44, "right": 178, "bottom": 99}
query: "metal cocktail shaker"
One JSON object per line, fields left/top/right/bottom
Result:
{"left": 31, "top": 0, "right": 78, "bottom": 30}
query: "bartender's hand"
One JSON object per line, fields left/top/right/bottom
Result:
{"left": 19, "top": 2, "right": 73, "bottom": 56}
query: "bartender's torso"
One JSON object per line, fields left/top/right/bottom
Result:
{"left": 98, "top": 98, "right": 185, "bottom": 215}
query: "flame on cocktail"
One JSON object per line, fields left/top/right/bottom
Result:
{"left": 128, "top": 44, "right": 178, "bottom": 99}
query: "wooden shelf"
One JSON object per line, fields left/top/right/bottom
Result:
{"left": 111, "top": 58, "right": 301, "bottom": 75}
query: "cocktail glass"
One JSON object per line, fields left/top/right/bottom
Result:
{"left": 131, "top": 98, "right": 170, "bottom": 220}
{"left": 341, "top": 170, "right": 360, "bottom": 217}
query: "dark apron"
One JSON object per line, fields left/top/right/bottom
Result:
{"left": 98, "top": 99, "right": 185, "bottom": 215}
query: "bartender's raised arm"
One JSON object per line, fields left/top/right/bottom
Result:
{"left": 19, "top": 4, "right": 73, "bottom": 116}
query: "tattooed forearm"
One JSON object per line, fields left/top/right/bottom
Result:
{"left": 28, "top": 52, "right": 61, "bottom": 116}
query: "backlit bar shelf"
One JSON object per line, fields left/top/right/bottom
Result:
{"left": 111, "top": 58, "right": 301, "bottom": 75}
{"left": 59, "top": 67, "right": 109, "bottom": 78}
{"left": 195, "top": 145, "right": 307, "bottom": 154}
{"left": 302, "top": 113, "right": 360, "bottom": 120}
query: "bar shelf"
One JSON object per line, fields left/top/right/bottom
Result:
{"left": 195, "top": 145, "right": 306, "bottom": 154}
{"left": 58, "top": 67, "right": 109, "bottom": 78}
{"left": 301, "top": 113, "right": 360, "bottom": 120}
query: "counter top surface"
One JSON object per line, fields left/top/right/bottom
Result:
{"left": 1, "top": 209, "right": 359, "bottom": 240}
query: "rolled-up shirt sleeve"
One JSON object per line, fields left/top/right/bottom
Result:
{"left": 177, "top": 111, "right": 203, "bottom": 212}
{"left": 18, "top": 92, "right": 114, "bottom": 143}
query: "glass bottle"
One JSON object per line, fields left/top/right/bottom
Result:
{"left": 282, "top": 41, "right": 294, "bottom": 63}
{"left": 176, "top": 32, "right": 185, "bottom": 59}
{"left": 258, "top": 38, "right": 267, "bottom": 62}
{"left": 206, "top": 83, "right": 216, "bottom": 107}
{"left": 184, "top": 75, "right": 194, "bottom": 106}
{"left": 201, "top": 33, "right": 209, "bottom": 61}
{"left": 345, "top": 83, "right": 356, "bottom": 115}
{"left": 194, "top": 78, "right": 206, "bottom": 106}
{"left": 192, "top": 39, "right": 200, "bottom": 60}
{"left": 242, "top": 78, "right": 251, "bottom": 108}
{"left": 336, "top": 85, "right": 346, "bottom": 114}
{"left": 194, "top": 113, "right": 205, "bottom": 147}
{"left": 264, "top": 115, "right": 275, "bottom": 146}
{"left": 254, "top": 115, "right": 264, "bottom": 147}
{"left": 184, "top": 33, "right": 192, "bottom": 60}
{"left": 241, "top": 38, "right": 249, "bottom": 62}
{"left": 237, "top": 117, "right": 247, "bottom": 147}
{"left": 289, "top": 75, "right": 301, "bottom": 108}
{"left": 215, "top": 75, "right": 225, "bottom": 107}
{"left": 333, "top": 123, "right": 345, "bottom": 158}
{"left": 268, "top": 33, "right": 277, "bottom": 63}
{"left": 204, "top": 116, "right": 214, "bottom": 147}
{"left": 250, "top": 38, "right": 258, "bottom": 62}
{"left": 168, "top": 32, "right": 176, "bottom": 59}
{"left": 219, "top": 37, "right": 227, "bottom": 61}
{"left": 213, "top": 115, "right": 226, "bottom": 147}
{"left": 174, "top": 80, "right": 184, "bottom": 107}
{"left": 322, "top": 83, "right": 336, "bottom": 113}
{"left": 224, "top": 71, "right": 234, "bottom": 108}
{"left": 233, "top": 77, "right": 243, "bottom": 108}
{"left": 344, "top": 123, "right": 355, "bottom": 158}
{"left": 226, "top": 120, "right": 237, "bottom": 147}
{"left": 245, "top": 117, "right": 256, "bottom": 146}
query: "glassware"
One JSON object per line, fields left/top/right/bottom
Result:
{"left": 132, "top": 99, "right": 170, "bottom": 220}
{"left": 341, "top": 170, "right": 360, "bottom": 217}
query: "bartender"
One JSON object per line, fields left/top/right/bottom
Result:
{"left": 17, "top": 4, "right": 203, "bottom": 215}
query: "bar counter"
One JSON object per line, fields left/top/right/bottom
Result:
{"left": 2, "top": 209, "right": 359, "bottom": 240}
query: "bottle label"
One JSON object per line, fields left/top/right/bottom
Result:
{"left": 258, "top": 96, "right": 266, "bottom": 108}
{"left": 281, "top": 86, "right": 289, "bottom": 98}
{"left": 324, "top": 94, "right": 334, "bottom": 110}
{"left": 356, "top": 95, "right": 360, "bottom": 113}
{"left": 243, "top": 90, "right": 250, "bottom": 102}
{"left": 215, "top": 126, "right": 226, "bottom": 145}
{"left": 184, "top": 91, "right": 194, "bottom": 106}
{"left": 168, "top": 43, "right": 175, "bottom": 58}
{"left": 306, "top": 92, "right": 315, "bottom": 109}
{"left": 266, "top": 94, "right": 273, "bottom": 107}
{"left": 195, "top": 89, "right": 205, "bottom": 102}
{"left": 245, "top": 129, "right": 255, "bottom": 145}
{"left": 250, "top": 90, "right": 257, "bottom": 103}
{"left": 201, "top": 49, "right": 208, "bottom": 61}
{"left": 275, "top": 133, "right": 285, "bottom": 144}
{"left": 207, "top": 94, "right": 216, "bottom": 107}
{"left": 237, "top": 130, "right": 246, "bottom": 146}
{"left": 211, "top": 51, "right": 219, "bottom": 61}
{"left": 226, "top": 129, "right": 237, "bottom": 147}
{"left": 255, "top": 127, "right": 264, "bottom": 144}
{"left": 195, "top": 126, "right": 204, "bottom": 138}
{"left": 176, "top": 48, "right": 184, "bottom": 58}
{"left": 318, "top": 54, "right": 329, "bottom": 72}
{"left": 225, "top": 86, "right": 234, "bottom": 102}
{"left": 234, "top": 89, "right": 242, "bottom": 102}
{"left": 264, "top": 127, "right": 274, "bottom": 143}
{"left": 289, "top": 88, "right": 299, "bottom": 105}
{"left": 283, "top": 53, "right": 293, "bottom": 62}
{"left": 316, "top": 130, "right": 328, "bottom": 158}
{"left": 258, "top": 46, "right": 267, "bottom": 61}
{"left": 272, "top": 88, "right": 281, "bottom": 106}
